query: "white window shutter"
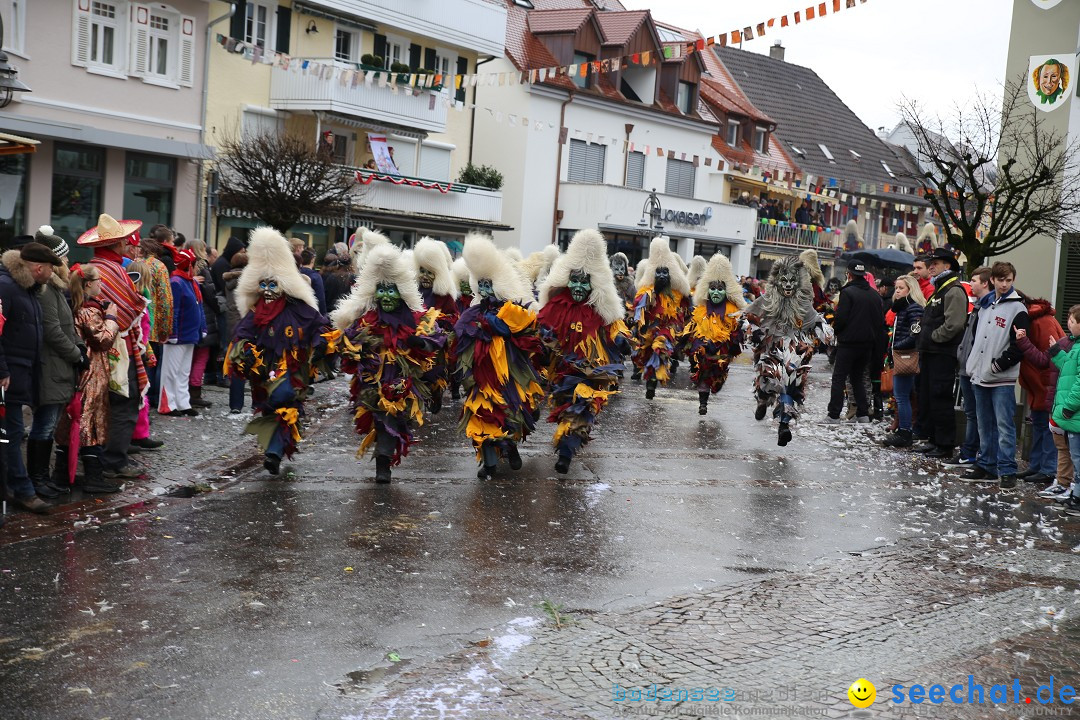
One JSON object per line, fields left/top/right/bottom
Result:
{"left": 419, "top": 146, "right": 451, "bottom": 181}
{"left": 178, "top": 15, "right": 196, "bottom": 87}
{"left": 71, "top": 0, "right": 91, "bottom": 67}
{"left": 129, "top": 3, "right": 150, "bottom": 77}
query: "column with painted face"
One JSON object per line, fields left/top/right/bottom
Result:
{"left": 375, "top": 281, "right": 402, "bottom": 311}
{"left": 568, "top": 270, "right": 591, "bottom": 303}
{"left": 259, "top": 278, "right": 283, "bottom": 302}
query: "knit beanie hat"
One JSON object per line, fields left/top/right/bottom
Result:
{"left": 34, "top": 225, "right": 69, "bottom": 258}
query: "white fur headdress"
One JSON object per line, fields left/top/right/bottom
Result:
{"left": 890, "top": 232, "right": 914, "bottom": 254}
{"left": 538, "top": 229, "right": 624, "bottom": 325}
{"left": 520, "top": 245, "right": 562, "bottom": 286}
{"left": 841, "top": 219, "right": 864, "bottom": 249}
{"left": 798, "top": 249, "right": 825, "bottom": 288}
{"left": 463, "top": 233, "right": 532, "bottom": 305}
{"left": 413, "top": 237, "right": 459, "bottom": 299}
{"left": 687, "top": 255, "right": 707, "bottom": 290}
{"left": 915, "top": 222, "right": 940, "bottom": 251}
{"left": 693, "top": 253, "right": 746, "bottom": 309}
{"left": 634, "top": 236, "right": 691, "bottom": 297}
{"left": 332, "top": 243, "right": 423, "bottom": 329}
{"left": 451, "top": 257, "right": 470, "bottom": 290}
{"left": 502, "top": 247, "right": 524, "bottom": 263}
{"left": 236, "top": 226, "right": 318, "bottom": 317}
{"left": 350, "top": 228, "right": 390, "bottom": 273}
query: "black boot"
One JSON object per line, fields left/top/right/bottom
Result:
{"left": 698, "top": 391, "right": 709, "bottom": 416}
{"left": 81, "top": 454, "right": 122, "bottom": 494}
{"left": 450, "top": 382, "right": 460, "bottom": 401}
{"left": 46, "top": 445, "right": 72, "bottom": 495}
{"left": 429, "top": 391, "right": 442, "bottom": 415}
{"left": 777, "top": 421, "right": 793, "bottom": 447}
{"left": 375, "top": 455, "right": 392, "bottom": 484}
{"left": 28, "top": 439, "right": 60, "bottom": 499}
{"left": 754, "top": 402, "right": 768, "bottom": 421}
{"left": 506, "top": 442, "right": 522, "bottom": 470}
{"left": 883, "top": 428, "right": 913, "bottom": 448}
{"left": 555, "top": 454, "right": 571, "bottom": 474}
{"left": 189, "top": 385, "right": 212, "bottom": 408}
{"left": 670, "top": 359, "right": 679, "bottom": 379}
{"left": 630, "top": 367, "right": 641, "bottom": 381}
{"left": 645, "top": 379, "right": 657, "bottom": 400}
{"left": 477, "top": 442, "right": 497, "bottom": 479}
{"left": 263, "top": 453, "right": 281, "bottom": 476}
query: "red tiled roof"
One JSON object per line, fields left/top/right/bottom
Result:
{"left": 527, "top": 8, "right": 594, "bottom": 35}
{"left": 503, "top": 0, "right": 625, "bottom": 71}
{"left": 595, "top": 10, "right": 649, "bottom": 45}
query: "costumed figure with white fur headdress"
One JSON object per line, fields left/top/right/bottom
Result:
{"left": 681, "top": 254, "right": 745, "bottom": 416}
{"left": 413, "top": 237, "right": 459, "bottom": 413}
{"left": 742, "top": 256, "right": 834, "bottom": 447}
{"left": 225, "top": 227, "right": 336, "bottom": 476}
{"left": 449, "top": 257, "right": 473, "bottom": 400}
{"left": 455, "top": 233, "right": 545, "bottom": 480}
{"left": 631, "top": 236, "right": 690, "bottom": 399}
{"left": 537, "top": 230, "right": 632, "bottom": 474}
{"left": 333, "top": 244, "right": 446, "bottom": 484}
{"left": 520, "top": 245, "right": 562, "bottom": 298}
{"left": 609, "top": 252, "right": 636, "bottom": 314}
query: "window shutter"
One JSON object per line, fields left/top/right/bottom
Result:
{"left": 418, "top": 146, "right": 452, "bottom": 181}
{"left": 1059, "top": 234, "right": 1080, "bottom": 327}
{"left": 374, "top": 33, "right": 386, "bottom": 61}
{"left": 129, "top": 3, "right": 150, "bottom": 77}
{"left": 72, "top": 0, "right": 91, "bottom": 67}
{"left": 567, "top": 140, "right": 604, "bottom": 183}
{"left": 229, "top": 0, "right": 247, "bottom": 40}
{"left": 424, "top": 48, "right": 437, "bottom": 71}
{"left": 568, "top": 140, "right": 586, "bottom": 182}
{"left": 626, "top": 151, "right": 644, "bottom": 189}
{"left": 275, "top": 6, "right": 291, "bottom": 54}
{"left": 455, "top": 56, "right": 468, "bottom": 102}
{"left": 665, "top": 158, "right": 695, "bottom": 198}
{"left": 409, "top": 43, "right": 421, "bottom": 70}
{"left": 178, "top": 15, "right": 196, "bottom": 87}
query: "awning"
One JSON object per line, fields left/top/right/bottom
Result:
{"left": 598, "top": 223, "right": 746, "bottom": 245}
{"left": 358, "top": 208, "right": 512, "bottom": 234}
{"left": 728, "top": 173, "right": 839, "bottom": 207}
{"left": 0, "top": 131, "right": 39, "bottom": 155}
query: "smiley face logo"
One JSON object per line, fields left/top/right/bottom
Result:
{"left": 848, "top": 678, "right": 876, "bottom": 708}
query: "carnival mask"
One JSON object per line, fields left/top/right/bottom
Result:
{"left": 568, "top": 270, "right": 592, "bottom": 303}
{"left": 778, "top": 270, "right": 799, "bottom": 298}
{"left": 477, "top": 278, "right": 495, "bottom": 300}
{"left": 707, "top": 281, "right": 727, "bottom": 305}
{"left": 375, "top": 282, "right": 402, "bottom": 312}
{"left": 418, "top": 267, "right": 435, "bottom": 289}
{"left": 259, "top": 278, "right": 282, "bottom": 302}
{"left": 610, "top": 257, "right": 627, "bottom": 280}
{"left": 654, "top": 266, "right": 671, "bottom": 292}
{"left": 459, "top": 279, "right": 471, "bottom": 295}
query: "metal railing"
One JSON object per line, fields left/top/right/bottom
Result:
{"left": 754, "top": 221, "right": 840, "bottom": 251}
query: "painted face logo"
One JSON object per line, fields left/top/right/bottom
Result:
{"left": 848, "top": 679, "right": 876, "bottom": 708}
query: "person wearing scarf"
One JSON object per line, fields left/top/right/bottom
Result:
{"left": 158, "top": 248, "right": 205, "bottom": 416}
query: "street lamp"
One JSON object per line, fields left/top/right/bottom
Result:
{"left": 0, "top": 15, "right": 31, "bottom": 109}
{"left": 637, "top": 188, "right": 664, "bottom": 236}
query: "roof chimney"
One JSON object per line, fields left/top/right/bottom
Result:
{"left": 769, "top": 41, "right": 785, "bottom": 62}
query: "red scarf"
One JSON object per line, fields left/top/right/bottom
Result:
{"left": 171, "top": 267, "right": 202, "bottom": 303}
{"left": 253, "top": 296, "right": 286, "bottom": 327}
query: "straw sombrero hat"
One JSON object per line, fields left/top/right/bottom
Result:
{"left": 77, "top": 213, "right": 143, "bottom": 247}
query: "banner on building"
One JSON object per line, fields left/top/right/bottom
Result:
{"left": 1027, "top": 54, "right": 1075, "bottom": 112}
{"left": 367, "top": 135, "right": 401, "bottom": 174}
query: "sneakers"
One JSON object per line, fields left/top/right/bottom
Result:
{"left": 821, "top": 416, "right": 842, "bottom": 425}
{"left": 960, "top": 466, "right": 994, "bottom": 482}
{"left": 1062, "top": 496, "right": 1080, "bottom": 516}
{"left": 998, "top": 474, "right": 1017, "bottom": 490}
{"left": 1024, "top": 473, "right": 1052, "bottom": 484}
{"left": 1054, "top": 485, "right": 1076, "bottom": 503}
{"left": 941, "top": 454, "right": 976, "bottom": 467}
{"left": 1038, "top": 482, "right": 1070, "bottom": 499}
{"left": 882, "top": 429, "right": 913, "bottom": 448}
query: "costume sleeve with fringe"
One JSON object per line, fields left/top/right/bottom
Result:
{"left": 537, "top": 289, "right": 631, "bottom": 459}
{"left": 631, "top": 285, "right": 687, "bottom": 384}
{"left": 224, "top": 299, "right": 334, "bottom": 458}
{"left": 681, "top": 302, "right": 743, "bottom": 394}
{"left": 339, "top": 306, "right": 446, "bottom": 466}
{"left": 454, "top": 299, "right": 545, "bottom": 459}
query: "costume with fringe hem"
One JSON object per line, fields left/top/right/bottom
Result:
{"left": 538, "top": 289, "right": 631, "bottom": 460}
{"left": 339, "top": 305, "right": 446, "bottom": 465}
{"left": 420, "top": 288, "right": 459, "bottom": 396}
{"left": 631, "top": 286, "right": 688, "bottom": 384}
{"left": 682, "top": 301, "right": 743, "bottom": 394}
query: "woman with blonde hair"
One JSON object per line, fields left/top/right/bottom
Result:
{"left": 883, "top": 274, "right": 926, "bottom": 447}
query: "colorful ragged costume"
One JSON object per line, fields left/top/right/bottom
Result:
{"left": 742, "top": 256, "right": 833, "bottom": 447}
{"left": 449, "top": 257, "right": 473, "bottom": 401}
{"left": 333, "top": 242, "right": 445, "bottom": 483}
{"left": 537, "top": 230, "right": 631, "bottom": 474}
{"left": 225, "top": 227, "right": 334, "bottom": 475}
{"left": 455, "top": 233, "right": 545, "bottom": 479}
{"left": 682, "top": 253, "right": 745, "bottom": 415}
{"left": 413, "top": 237, "right": 459, "bottom": 413}
{"left": 632, "top": 236, "right": 690, "bottom": 399}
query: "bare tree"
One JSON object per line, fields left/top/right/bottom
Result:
{"left": 898, "top": 78, "right": 1080, "bottom": 272}
{"left": 212, "top": 131, "right": 355, "bottom": 232}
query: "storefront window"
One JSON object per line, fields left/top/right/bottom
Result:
{"left": 124, "top": 153, "right": 175, "bottom": 229}
{"left": 0, "top": 154, "right": 29, "bottom": 248}
{"left": 603, "top": 232, "right": 649, "bottom": 266}
{"left": 51, "top": 144, "right": 104, "bottom": 244}
{"left": 693, "top": 241, "right": 730, "bottom": 259}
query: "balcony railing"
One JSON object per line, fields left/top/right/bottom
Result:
{"left": 351, "top": 169, "right": 503, "bottom": 224}
{"left": 270, "top": 60, "right": 447, "bottom": 133}
{"left": 755, "top": 220, "right": 840, "bottom": 252}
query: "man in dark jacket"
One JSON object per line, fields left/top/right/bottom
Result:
{"left": 916, "top": 247, "right": 970, "bottom": 458}
{"left": 0, "top": 241, "right": 64, "bottom": 513}
{"left": 825, "top": 262, "right": 885, "bottom": 423}
{"left": 299, "top": 248, "right": 327, "bottom": 315}
{"left": 211, "top": 236, "right": 246, "bottom": 297}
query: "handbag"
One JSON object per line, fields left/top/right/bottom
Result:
{"left": 880, "top": 366, "right": 894, "bottom": 394}
{"left": 108, "top": 332, "right": 131, "bottom": 398}
{"left": 892, "top": 349, "right": 920, "bottom": 376}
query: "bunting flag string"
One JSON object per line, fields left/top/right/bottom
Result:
{"left": 355, "top": 171, "right": 456, "bottom": 193}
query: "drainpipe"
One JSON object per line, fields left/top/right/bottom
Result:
{"left": 467, "top": 55, "right": 497, "bottom": 167}
{"left": 550, "top": 88, "right": 575, "bottom": 246}
{"left": 198, "top": 2, "right": 236, "bottom": 247}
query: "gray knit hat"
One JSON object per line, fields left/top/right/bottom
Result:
{"left": 34, "top": 224, "right": 69, "bottom": 258}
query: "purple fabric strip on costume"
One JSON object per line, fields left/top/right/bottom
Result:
{"left": 232, "top": 299, "right": 328, "bottom": 354}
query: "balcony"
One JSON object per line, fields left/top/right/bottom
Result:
{"left": 754, "top": 220, "right": 840, "bottom": 252}
{"left": 304, "top": 0, "right": 506, "bottom": 56}
{"left": 270, "top": 60, "right": 448, "bottom": 134}
{"left": 351, "top": 170, "right": 503, "bottom": 225}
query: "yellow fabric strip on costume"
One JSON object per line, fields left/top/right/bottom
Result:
{"left": 275, "top": 407, "right": 302, "bottom": 442}
{"left": 489, "top": 335, "right": 510, "bottom": 386}
{"left": 497, "top": 302, "right": 537, "bottom": 333}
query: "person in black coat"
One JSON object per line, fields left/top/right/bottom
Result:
{"left": 211, "top": 236, "right": 246, "bottom": 296}
{"left": 824, "top": 262, "right": 885, "bottom": 422}
{"left": 298, "top": 248, "right": 327, "bottom": 315}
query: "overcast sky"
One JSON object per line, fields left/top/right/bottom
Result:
{"left": 621, "top": 0, "right": 1014, "bottom": 134}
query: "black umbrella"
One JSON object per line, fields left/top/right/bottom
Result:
{"left": 840, "top": 248, "right": 915, "bottom": 271}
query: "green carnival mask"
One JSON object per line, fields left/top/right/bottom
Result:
{"left": 477, "top": 278, "right": 495, "bottom": 299}
{"left": 460, "top": 279, "right": 471, "bottom": 295}
{"left": 568, "top": 270, "right": 592, "bottom": 303}
{"left": 375, "top": 282, "right": 402, "bottom": 311}
{"left": 418, "top": 267, "right": 435, "bottom": 289}
{"left": 707, "top": 281, "right": 727, "bottom": 305}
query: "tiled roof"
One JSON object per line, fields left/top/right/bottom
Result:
{"left": 715, "top": 45, "right": 927, "bottom": 204}
{"left": 596, "top": 10, "right": 649, "bottom": 45}
{"left": 502, "top": 0, "right": 626, "bottom": 71}
{"left": 527, "top": 8, "right": 594, "bottom": 35}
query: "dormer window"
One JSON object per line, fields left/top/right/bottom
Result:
{"left": 790, "top": 144, "right": 806, "bottom": 157}
{"left": 572, "top": 51, "right": 593, "bottom": 89}
{"left": 819, "top": 143, "right": 835, "bottom": 162}
{"left": 512, "top": 0, "right": 534, "bottom": 8}
{"left": 726, "top": 120, "right": 740, "bottom": 146}
{"left": 676, "top": 81, "right": 695, "bottom": 115}
{"left": 849, "top": 149, "right": 861, "bottom": 161}
{"left": 881, "top": 160, "right": 896, "bottom": 178}
{"left": 753, "top": 126, "right": 767, "bottom": 153}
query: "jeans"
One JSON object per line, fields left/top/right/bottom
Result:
{"left": 1067, "top": 432, "right": 1080, "bottom": 498}
{"left": 892, "top": 374, "right": 916, "bottom": 431}
{"left": 2, "top": 403, "right": 34, "bottom": 498}
{"left": 958, "top": 375, "right": 980, "bottom": 461}
{"left": 1028, "top": 409, "right": 1056, "bottom": 475}
{"left": 919, "top": 353, "right": 958, "bottom": 450}
{"left": 148, "top": 341, "right": 163, "bottom": 405}
{"left": 828, "top": 344, "right": 872, "bottom": 418}
{"left": 229, "top": 376, "right": 246, "bottom": 412}
{"left": 29, "top": 403, "right": 63, "bottom": 441}
{"left": 973, "top": 384, "right": 1017, "bottom": 477}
